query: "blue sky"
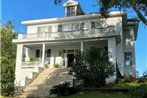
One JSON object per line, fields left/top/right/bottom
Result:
{"left": 1, "top": 0, "right": 147, "bottom": 76}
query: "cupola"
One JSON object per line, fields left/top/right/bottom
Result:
{"left": 63, "top": 0, "right": 84, "bottom": 16}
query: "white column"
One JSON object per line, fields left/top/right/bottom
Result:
{"left": 107, "top": 38, "right": 117, "bottom": 82}
{"left": 25, "top": 47, "right": 30, "bottom": 61}
{"left": 81, "top": 41, "right": 84, "bottom": 52}
{"left": 15, "top": 44, "right": 24, "bottom": 86}
{"left": 108, "top": 38, "right": 116, "bottom": 66}
{"left": 42, "top": 43, "right": 46, "bottom": 67}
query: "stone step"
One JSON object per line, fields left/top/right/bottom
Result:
{"left": 17, "top": 68, "right": 72, "bottom": 98}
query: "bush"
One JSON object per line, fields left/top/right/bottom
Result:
{"left": 0, "top": 57, "right": 15, "bottom": 96}
{"left": 44, "top": 64, "right": 48, "bottom": 69}
{"left": 129, "top": 84, "right": 147, "bottom": 98}
{"left": 70, "top": 48, "right": 115, "bottom": 87}
{"left": 30, "top": 56, "right": 37, "bottom": 61}
{"left": 54, "top": 64, "right": 59, "bottom": 68}
{"left": 50, "top": 82, "right": 77, "bottom": 96}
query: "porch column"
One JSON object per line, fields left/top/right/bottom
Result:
{"left": 42, "top": 43, "right": 46, "bottom": 67}
{"left": 16, "top": 44, "right": 24, "bottom": 70}
{"left": 108, "top": 38, "right": 117, "bottom": 82}
{"left": 25, "top": 47, "right": 30, "bottom": 61}
{"left": 81, "top": 41, "right": 84, "bottom": 52}
{"left": 108, "top": 38, "right": 116, "bottom": 66}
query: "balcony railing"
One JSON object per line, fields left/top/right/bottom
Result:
{"left": 18, "top": 26, "right": 119, "bottom": 41}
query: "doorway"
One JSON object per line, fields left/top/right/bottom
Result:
{"left": 67, "top": 54, "right": 74, "bottom": 67}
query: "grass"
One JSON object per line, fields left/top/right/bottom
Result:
{"left": 57, "top": 92, "right": 129, "bottom": 98}
{"left": 105, "top": 82, "right": 141, "bottom": 89}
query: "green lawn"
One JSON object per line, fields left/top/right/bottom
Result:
{"left": 57, "top": 92, "right": 129, "bottom": 98}
{"left": 105, "top": 82, "right": 141, "bottom": 89}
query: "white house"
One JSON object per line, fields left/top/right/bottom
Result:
{"left": 13, "top": 0, "right": 139, "bottom": 87}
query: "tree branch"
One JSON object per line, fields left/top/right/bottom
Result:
{"left": 132, "top": 4, "right": 147, "bottom": 25}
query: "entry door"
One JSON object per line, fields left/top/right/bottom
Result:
{"left": 67, "top": 54, "right": 74, "bottom": 67}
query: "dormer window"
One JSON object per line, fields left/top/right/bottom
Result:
{"left": 63, "top": 0, "right": 84, "bottom": 16}
{"left": 67, "top": 6, "right": 75, "bottom": 16}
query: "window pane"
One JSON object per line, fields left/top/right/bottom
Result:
{"left": 73, "top": 24, "right": 79, "bottom": 31}
{"left": 48, "top": 26, "right": 52, "bottom": 32}
{"left": 91, "top": 21, "right": 95, "bottom": 28}
{"left": 71, "top": 6, "right": 75, "bottom": 16}
{"left": 47, "top": 49, "right": 51, "bottom": 57}
{"left": 125, "top": 52, "right": 132, "bottom": 66}
{"left": 36, "top": 50, "right": 40, "bottom": 58}
{"left": 42, "top": 26, "right": 48, "bottom": 33}
{"left": 37, "top": 27, "right": 41, "bottom": 33}
{"left": 58, "top": 25, "right": 62, "bottom": 32}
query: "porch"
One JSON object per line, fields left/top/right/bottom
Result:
{"left": 17, "top": 38, "right": 117, "bottom": 69}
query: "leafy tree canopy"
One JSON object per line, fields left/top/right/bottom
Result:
{"left": 54, "top": 0, "right": 147, "bottom": 25}
{"left": 0, "top": 21, "right": 16, "bottom": 96}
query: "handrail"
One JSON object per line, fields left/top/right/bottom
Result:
{"left": 19, "top": 26, "right": 117, "bottom": 40}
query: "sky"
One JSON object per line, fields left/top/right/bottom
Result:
{"left": 1, "top": 0, "right": 147, "bottom": 76}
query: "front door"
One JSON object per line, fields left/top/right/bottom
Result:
{"left": 67, "top": 54, "right": 74, "bottom": 67}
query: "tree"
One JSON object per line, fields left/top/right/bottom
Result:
{"left": 0, "top": 21, "right": 16, "bottom": 96}
{"left": 54, "top": 0, "right": 147, "bottom": 25}
{"left": 70, "top": 48, "right": 115, "bottom": 87}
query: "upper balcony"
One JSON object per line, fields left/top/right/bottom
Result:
{"left": 13, "top": 26, "right": 120, "bottom": 43}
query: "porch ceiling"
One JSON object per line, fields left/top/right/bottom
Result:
{"left": 24, "top": 40, "right": 107, "bottom": 48}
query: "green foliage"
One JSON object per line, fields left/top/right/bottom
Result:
{"left": 129, "top": 84, "right": 147, "bottom": 98}
{"left": 44, "top": 64, "right": 48, "bottom": 69}
{"left": 0, "top": 21, "right": 16, "bottom": 96}
{"left": 70, "top": 48, "right": 115, "bottom": 87}
{"left": 30, "top": 56, "right": 37, "bottom": 61}
{"left": 50, "top": 82, "right": 77, "bottom": 96}
{"left": 0, "top": 57, "right": 15, "bottom": 96}
{"left": 1, "top": 25, "right": 16, "bottom": 60}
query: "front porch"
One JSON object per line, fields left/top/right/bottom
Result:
{"left": 19, "top": 38, "right": 116, "bottom": 69}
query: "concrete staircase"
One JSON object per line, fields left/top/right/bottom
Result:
{"left": 16, "top": 68, "right": 72, "bottom": 98}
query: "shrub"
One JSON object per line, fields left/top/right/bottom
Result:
{"left": 44, "top": 64, "right": 48, "bottom": 69}
{"left": 70, "top": 48, "right": 115, "bottom": 87}
{"left": 50, "top": 82, "right": 77, "bottom": 96}
{"left": 30, "top": 56, "right": 37, "bottom": 61}
{"left": 0, "top": 57, "right": 15, "bottom": 96}
{"left": 129, "top": 84, "right": 147, "bottom": 98}
{"left": 54, "top": 64, "right": 59, "bottom": 68}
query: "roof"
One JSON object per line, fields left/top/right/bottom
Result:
{"left": 22, "top": 11, "right": 127, "bottom": 25}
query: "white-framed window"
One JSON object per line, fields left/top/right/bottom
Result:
{"left": 125, "top": 52, "right": 132, "bottom": 66}
{"left": 58, "top": 25, "right": 62, "bottom": 32}
{"left": 37, "top": 26, "right": 52, "bottom": 33}
{"left": 72, "top": 24, "right": 79, "bottom": 31}
{"left": 62, "top": 24, "right": 72, "bottom": 32}
{"left": 67, "top": 6, "right": 76, "bottom": 16}
{"left": 36, "top": 50, "right": 40, "bottom": 58}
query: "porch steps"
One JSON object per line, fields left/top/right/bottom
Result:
{"left": 16, "top": 68, "right": 72, "bottom": 98}
{"left": 15, "top": 67, "right": 44, "bottom": 96}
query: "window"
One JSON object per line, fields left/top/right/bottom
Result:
{"left": 36, "top": 50, "right": 40, "bottom": 58}
{"left": 58, "top": 25, "right": 62, "bottom": 32}
{"left": 72, "top": 24, "right": 79, "bottom": 31}
{"left": 37, "top": 26, "right": 52, "bottom": 33}
{"left": 67, "top": 6, "right": 75, "bottom": 16}
{"left": 125, "top": 52, "right": 132, "bottom": 66}
{"left": 62, "top": 24, "right": 72, "bottom": 32}
{"left": 47, "top": 49, "right": 51, "bottom": 57}
{"left": 91, "top": 21, "right": 96, "bottom": 28}
{"left": 80, "top": 22, "right": 84, "bottom": 30}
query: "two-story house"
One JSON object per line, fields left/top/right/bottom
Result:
{"left": 13, "top": 0, "right": 139, "bottom": 87}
